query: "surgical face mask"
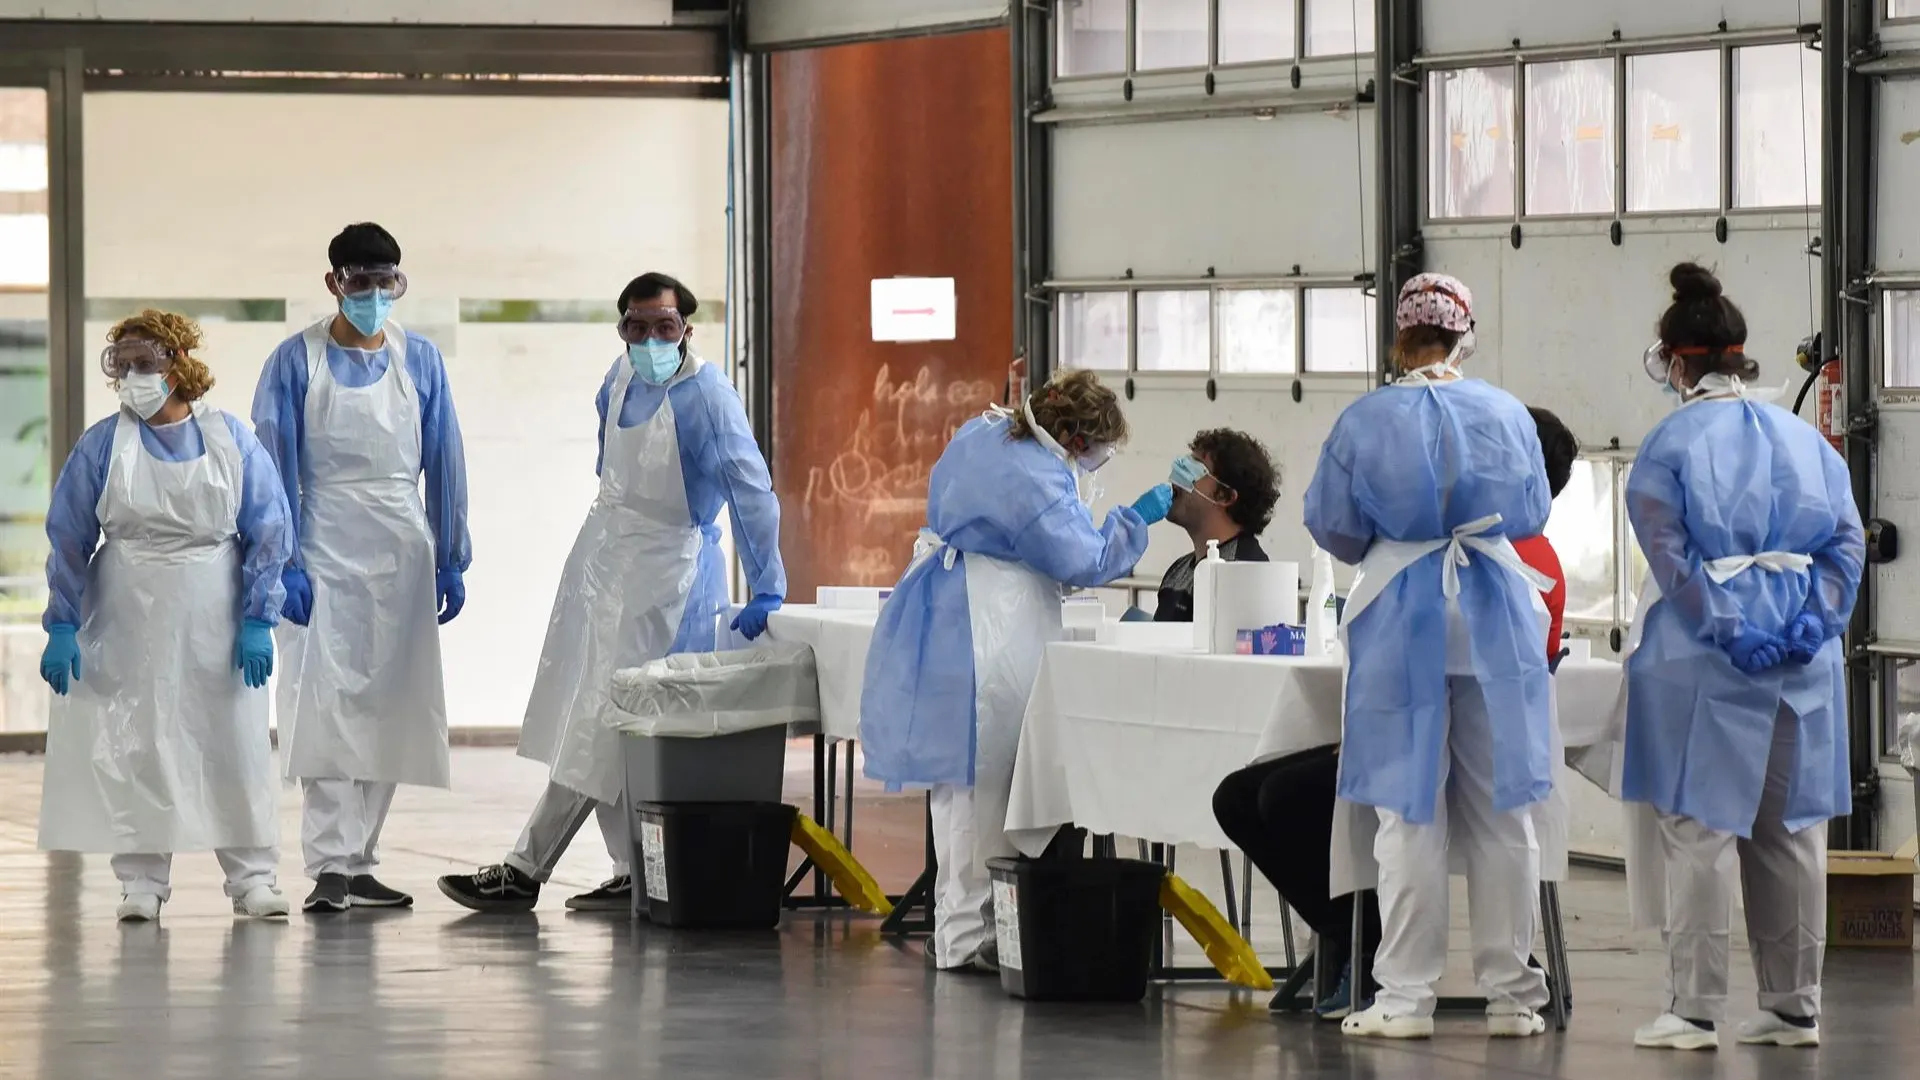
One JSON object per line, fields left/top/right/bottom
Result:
{"left": 1171, "top": 455, "right": 1207, "bottom": 490}
{"left": 340, "top": 291, "right": 394, "bottom": 338}
{"left": 1021, "top": 392, "right": 1103, "bottom": 506}
{"left": 117, "top": 372, "right": 172, "bottom": 420}
{"left": 629, "top": 340, "right": 683, "bottom": 384}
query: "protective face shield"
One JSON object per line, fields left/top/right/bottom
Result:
{"left": 618, "top": 310, "right": 688, "bottom": 346}
{"left": 100, "top": 338, "right": 172, "bottom": 380}
{"left": 117, "top": 372, "right": 172, "bottom": 420}
{"left": 628, "top": 340, "right": 683, "bottom": 384}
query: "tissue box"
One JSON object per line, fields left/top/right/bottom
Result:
{"left": 1236, "top": 625, "right": 1305, "bottom": 656}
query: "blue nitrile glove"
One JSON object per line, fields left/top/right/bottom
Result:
{"left": 235, "top": 619, "right": 274, "bottom": 689}
{"left": 436, "top": 567, "right": 466, "bottom": 625}
{"left": 1785, "top": 611, "right": 1826, "bottom": 665}
{"left": 41, "top": 624, "right": 81, "bottom": 696}
{"left": 1727, "top": 626, "right": 1787, "bottom": 675}
{"left": 730, "top": 594, "right": 783, "bottom": 641}
{"left": 281, "top": 565, "right": 313, "bottom": 627}
{"left": 1130, "top": 483, "right": 1174, "bottom": 526}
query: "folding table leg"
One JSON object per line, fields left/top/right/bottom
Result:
{"left": 1540, "top": 881, "right": 1572, "bottom": 1031}
{"left": 1240, "top": 852, "right": 1254, "bottom": 939}
{"left": 1218, "top": 851, "right": 1239, "bottom": 933}
{"left": 1279, "top": 905, "right": 1297, "bottom": 969}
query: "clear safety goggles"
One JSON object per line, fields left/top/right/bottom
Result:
{"left": 100, "top": 338, "right": 173, "bottom": 379}
{"left": 332, "top": 264, "right": 408, "bottom": 299}
{"left": 1645, "top": 340, "right": 1743, "bottom": 384}
{"left": 618, "top": 310, "right": 688, "bottom": 345}
{"left": 1076, "top": 444, "right": 1115, "bottom": 473}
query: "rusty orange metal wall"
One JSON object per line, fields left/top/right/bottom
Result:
{"left": 770, "top": 28, "right": 1014, "bottom": 600}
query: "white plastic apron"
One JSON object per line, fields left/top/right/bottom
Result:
{"left": 39, "top": 406, "right": 278, "bottom": 853}
{"left": 1328, "top": 514, "right": 1556, "bottom": 896}
{"left": 520, "top": 354, "right": 703, "bottom": 805}
{"left": 276, "top": 317, "right": 448, "bottom": 787}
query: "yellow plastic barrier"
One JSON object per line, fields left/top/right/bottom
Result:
{"left": 790, "top": 814, "right": 895, "bottom": 916}
{"left": 1159, "top": 873, "right": 1273, "bottom": 990}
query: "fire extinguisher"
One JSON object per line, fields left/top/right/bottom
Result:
{"left": 1794, "top": 332, "right": 1844, "bottom": 452}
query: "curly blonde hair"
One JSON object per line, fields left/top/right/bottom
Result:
{"left": 107, "top": 309, "right": 214, "bottom": 402}
{"left": 1007, "top": 368, "right": 1129, "bottom": 452}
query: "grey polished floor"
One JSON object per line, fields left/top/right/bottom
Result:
{"left": 1, "top": 747, "right": 1915, "bottom": 1079}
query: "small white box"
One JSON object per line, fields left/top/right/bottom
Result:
{"left": 1564, "top": 638, "right": 1592, "bottom": 661}
{"left": 816, "top": 586, "right": 893, "bottom": 611}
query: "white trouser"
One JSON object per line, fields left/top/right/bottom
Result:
{"left": 112, "top": 848, "right": 280, "bottom": 901}
{"left": 1656, "top": 705, "right": 1826, "bottom": 1022}
{"left": 301, "top": 778, "right": 398, "bottom": 879}
{"left": 930, "top": 781, "right": 1016, "bottom": 969}
{"left": 503, "top": 781, "right": 630, "bottom": 883}
{"left": 1371, "top": 676, "right": 1549, "bottom": 1018}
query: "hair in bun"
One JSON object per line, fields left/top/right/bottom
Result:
{"left": 1669, "top": 262, "right": 1723, "bottom": 303}
{"left": 1657, "top": 261, "right": 1756, "bottom": 382}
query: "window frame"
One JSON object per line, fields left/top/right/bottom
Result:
{"left": 1049, "top": 277, "right": 1374, "bottom": 379}
{"left": 1052, "top": 0, "right": 1373, "bottom": 84}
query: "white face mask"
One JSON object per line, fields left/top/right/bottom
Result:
{"left": 117, "top": 372, "right": 172, "bottom": 420}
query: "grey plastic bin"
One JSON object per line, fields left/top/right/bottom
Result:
{"left": 620, "top": 723, "right": 789, "bottom": 805}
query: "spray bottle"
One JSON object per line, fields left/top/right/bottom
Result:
{"left": 1192, "top": 539, "right": 1223, "bottom": 652}
{"left": 1307, "top": 545, "right": 1339, "bottom": 659}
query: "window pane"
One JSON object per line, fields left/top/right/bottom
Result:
{"left": 1135, "top": 0, "right": 1208, "bottom": 71}
{"left": 1059, "top": 291, "right": 1130, "bottom": 370}
{"left": 1894, "top": 0, "right": 1920, "bottom": 17}
{"left": 1304, "top": 288, "right": 1375, "bottom": 373}
{"left": 1137, "top": 290, "right": 1210, "bottom": 372}
{"left": 1428, "top": 66, "right": 1517, "bottom": 219}
{"left": 1218, "top": 288, "right": 1298, "bottom": 374}
{"left": 1627, "top": 51, "right": 1721, "bottom": 212}
{"left": 1218, "top": 0, "right": 1296, "bottom": 65}
{"left": 1305, "top": 0, "right": 1375, "bottom": 57}
{"left": 1885, "top": 290, "right": 1920, "bottom": 388}
{"left": 1525, "top": 59, "right": 1617, "bottom": 216}
{"left": 1734, "top": 44, "right": 1821, "bottom": 209}
{"left": 1057, "top": 0, "right": 1127, "bottom": 78}
{"left": 1544, "top": 459, "right": 1616, "bottom": 622}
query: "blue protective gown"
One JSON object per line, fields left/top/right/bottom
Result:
{"left": 1623, "top": 398, "right": 1863, "bottom": 837}
{"left": 1304, "top": 378, "right": 1553, "bottom": 824}
{"left": 594, "top": 357, "right": 786, "bottom": 652}
{"left": 44, "top": 410, "right": 293, "bottom": 629}
{"left": 859, "top": 413, "right": 1151, "bottom": 788}
{"left": 250, "top": 331, "right": 471, "bottom": 575}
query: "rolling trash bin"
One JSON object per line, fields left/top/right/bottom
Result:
{"left": 636, "top": 801, "right": 797, "bottom": 929}
{"left": 987, "top": 856, "right": 1165, "bottom": 1002}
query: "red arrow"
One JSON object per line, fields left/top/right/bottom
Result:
{"left": 891, "top": 308, "right": 936, "bottom": 316}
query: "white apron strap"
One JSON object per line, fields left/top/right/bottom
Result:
{"left": 1703, "top": 551, "right": 1814, "bottom": 585}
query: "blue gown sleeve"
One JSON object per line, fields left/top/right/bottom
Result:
{"left": 41, "top": 420, "right": 114, "bottom": 630}
{"left": 695, "top": 378, "right": 787, "bottom": 599}
{"left": 1626, "top": 453, "right": 1748, "bottom": 647}
{"left": 594, "top": 365, "right": 617, "bottom": 478}
{"left": 409, "top": 337, "right": 472, "bottom": 573}
{"left": 249, "top": 339, "right": 308, "bottom": 569}
{"left": 1801, "top": 442, "right": 1866, "bottom": 640}
{"left": 227, "top": 414, "right": 295, "bottom": 625}
{"left": 1303, "top": 418, "right": 1374, "bottom": 564}
{"left": 1010, "top": 495, "right": 1150, "bottom": 589}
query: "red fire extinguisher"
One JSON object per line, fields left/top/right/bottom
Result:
{"left": 1794, "top": 332, "right": 1844, "bottom": 453}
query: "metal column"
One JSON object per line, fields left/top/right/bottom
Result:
{"left": 1374, "top": 0, "right": 1422, "bottom": 382}
{"left": 46, "top": 48, "right": 84, "bottom": 474}
{"left": 1012, "top": 0, "right": 1053, "bottom": 385}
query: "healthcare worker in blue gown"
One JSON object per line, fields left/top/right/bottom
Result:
{"left": 39, "top": 310, "right": 294, "bottom": 922}
{"left": 252, "top": 222, "right": 471, "bottom": 915}
{"left": 437, "top": 272, "right": 786, "bottom": 914}
{"left": 860, "top": 369, "right": 1163, "bottom": 973}
{"left": 1305, "top": 273, "right": 1556, "bottom": 1040}
{"left": 1623, "top": 264, "right": 1863, "bottom": 1053}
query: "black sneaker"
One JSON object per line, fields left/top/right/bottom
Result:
{"left": 564, "top": 875, "right": 634, "bottom": 912}
{"left": 348, "top": 875, "right": 414, "bottom": 908}
{"left": 303, "top": 872, "right": 350, "bottom": 914}
{"left": 437, "top": 864, "right": 540, "bottom": 913}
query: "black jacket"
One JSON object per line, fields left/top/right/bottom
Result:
{"left": 1152, "top": 533, "right": 1269, "bottom": 623}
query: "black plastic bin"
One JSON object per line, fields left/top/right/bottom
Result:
{"left": 635, "top": 801, "right": 797, "bottom": 929}
{"left": 986, "top": 856, "right": 1165, "bottom": 1002}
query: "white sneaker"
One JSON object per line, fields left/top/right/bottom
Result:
{"left": 232, "top": 885, "right": 291, "bottom": 918}
{"left": 1633, "top": 1013, "right": 1719, "bottom": 1050}
{"left": 1487, "top": 1004, "right": 1547, "bottom": 1037}
{"left": 116, "top": 894, "right": 162, "bottom": 922}
{"left": 1341, "top": 1003, "right": 1435, "bottom": 1040}
{"left": 1735, "top": 1013, "right": 1820, "bottom": 1047}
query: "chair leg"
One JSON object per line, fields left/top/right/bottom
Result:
{"left": 1219, "top": 850, "right": 1239, "bottom": 933}
{"left": 1540, "top": 880, "right": 1572, "bottom": 1032}
{"left": 1239, "top": 852, "right": 1254, "bottom": 939}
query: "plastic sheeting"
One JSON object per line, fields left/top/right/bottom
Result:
{"left": 608, "top": 642, "right": 821, "bottom": 738}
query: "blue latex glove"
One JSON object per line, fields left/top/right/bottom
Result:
{"left": 730, "top": 594, "right": 783, "bottom": 641}
{"left": 436, "top": 567, "right": 466, "bottom": 625}
{"left": 281, "top": 565, "right": 313, "bottom": 627}
{"left": 234, "top": 619, "right": 274, "bottom": 689}
{"left": 1727, "top": 626, "right": 1787, "bottom": 675}
{"left": 40, "top": 624, "right": 81, "bottom": 696}
{"left": 1785, "top": 611, "right": 1826, "bottom": 665}
{"left": 1130, "top": 483, "right": 1174, "bottom": 526}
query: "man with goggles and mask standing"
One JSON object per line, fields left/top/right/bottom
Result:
{"left": 438, "top": 272, "right": 786, "bottom": 913}
{"left": 1150, "top": 429, "right": 1278, "bottom": 623}
{"left": 251, "top": 222, "right": 471, "bottom": 914}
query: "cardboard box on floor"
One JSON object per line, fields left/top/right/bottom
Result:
{"left": 1827, "top": 837, "right": 1917, "bottom": 949}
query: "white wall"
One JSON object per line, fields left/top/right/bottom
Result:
{"left": 0, "top": 1, "right": 672, "bottom": 24}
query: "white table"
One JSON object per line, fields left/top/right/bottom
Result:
{"left": 764, "top": 606, "right": 879, "bottom": 741}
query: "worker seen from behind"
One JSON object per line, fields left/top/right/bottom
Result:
{"left": 1623, "top": 264, "right": 1864, "bottom": 1052}
{"left": 252, "top": 222, "right": 471, "bottom": 914}
{"left": 438, "top": 272, "right": 786, "bottom": 913}
{"left": 1304, "top": 272, "right": 1555, "bottom": 1040}
{"left": 1151, "top": 428, "right": 1277, "bottom": 621}
{"left": 39, "top": 310, "right": 294, "bottom": 921}
{"left": 860, "top": 369, "right": 1161, "bottom": 973}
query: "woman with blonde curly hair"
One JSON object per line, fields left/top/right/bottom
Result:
{"left": 37, "top": 308, "right": 296, "bottom": 921}
{"left": 859, "top": 368, "right": 1168, "bottom": 973}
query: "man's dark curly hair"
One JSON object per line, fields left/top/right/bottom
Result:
{"left": 1192, "top": 428, "right": 1281, "bottom": 533}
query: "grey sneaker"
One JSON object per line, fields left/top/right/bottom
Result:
{"left": 303, "top": 873, "right": 350, "bottom": 914}
{"left": 347, "top": 875, "right": 413, "bottom": 908}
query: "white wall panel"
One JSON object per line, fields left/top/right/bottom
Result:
{"left": 746, "top": 0, "right": 1006, "bottom": 46}
{"left": 1874, "top": 407, "right": 1920, "bottom": 645}
{"left": 1876, "top": 79, "right": 1920, "bottom": 271}
{"left": 0, "top": 0, "right": 672, "bottom": 23}
{"left": 1422, "top": 0, "right": 1809, "bottom": 56}
{"left": 1051, "top": 112, "right": 1375, "bottom": 278}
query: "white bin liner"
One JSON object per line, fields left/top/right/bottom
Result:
{"left": 608, "top": 642, "right": 822, "bottom": 737}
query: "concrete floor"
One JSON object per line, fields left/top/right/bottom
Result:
{"left": 1, "top": 746, "right": 1915, "bottom": 1080}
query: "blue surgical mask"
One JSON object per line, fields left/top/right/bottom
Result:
{"left": 340, "top": 292, "right": 394, "bottom": 338}
{"left": 629, "top": 340, "right": 683, "bottom": 383}
{"left": 1171, "top": 455, "right": 1208, "bottom": 490}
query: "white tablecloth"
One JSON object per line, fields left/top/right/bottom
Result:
{"left": 1005, "top": 642, "right": 1623, "bottom": 857}
{"left": 763, "top": 605, "right": 879, "bottom": 741}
